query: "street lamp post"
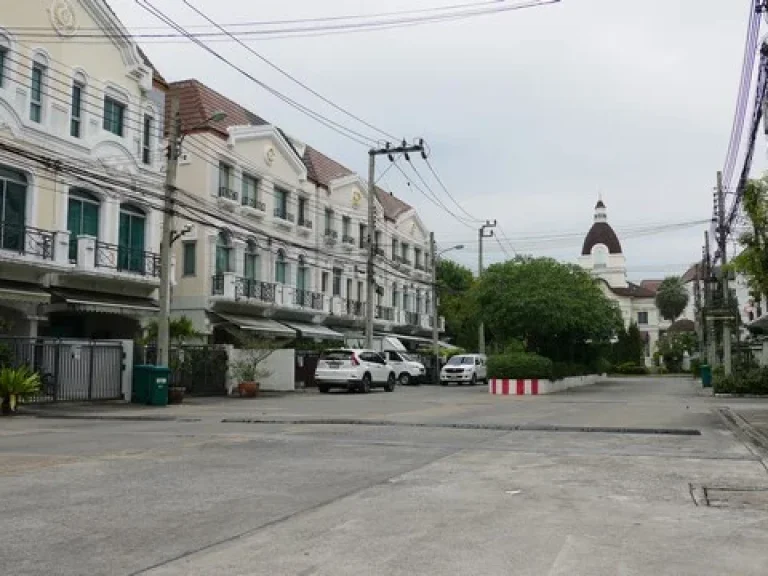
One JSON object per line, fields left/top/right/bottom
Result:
{"left": 432, "top": 237, "right": 464, "bottom": 384}
{"left": 157, "top": 99, "right": 226, "bottom": 367}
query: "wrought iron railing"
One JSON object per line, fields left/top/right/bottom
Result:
{"left": 295, "top": 289, "right": 324, "bottom": 310}
{"left": 219, "top": 186, "right": 239, "bottom": 201}
{"left": 273, "top": 208, "right": 295, "bottom": 222}
{"left": 211, "top": 273, "right": 224, "bottom": 295}
{"left": 376, "top": 305, "right": 395, "bottom": 321}
{"left": 298, "top": 217, "right": 313, "bottom": 229}
{"left": 342, "top": 234, "right": 355, "bottom": 245}
{"left": 414, "top": 261, "right": 426, "bottom": 271}
{"left": 95, "top": 241, "right": 160, "bottom": 277}
{"left": 237, "top": 277, "right": 277, "bottom": 303}
{"left": 405, "top": 311, "right": 420, "bottom": 326}
{"left": 0, "top": 222, "right": 54, "bottom": 260}
{"left": 242, "top": 196, "right": 265, "bottom": 211}
{"left": 374, "top": 246, "right": 385, "bottom": 257}
{"left": 324, "top": 229, "right": 338, "bottom": 240}
{"left": 401, "top": 257, "right": 412, "bottom": 267}
{"left": 346, "top": 299, "right": 363, "bottom": 316}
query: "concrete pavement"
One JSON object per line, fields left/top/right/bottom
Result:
{"left": 2, "top": 377, "right": 768, "bottom": 575}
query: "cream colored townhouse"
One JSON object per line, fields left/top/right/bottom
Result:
{"left": 0, "top": 0, "right": 167, "bottom": 339}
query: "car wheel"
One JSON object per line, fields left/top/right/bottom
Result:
{"left": 360, "top": 373, "right": 371, "bottom": 394}
{"left": 318, "top": 385, "right": 330, "bottom": 393}
{"left": 385, "top": 373, "right": 396, "bottom": 392}
{"left": 399, "top": 372, "right": 411, "bottom": 386}
{"left": 470, "top": 374, "right": 477, "bottom": 386}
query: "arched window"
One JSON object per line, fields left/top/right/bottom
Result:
{"left": 296, "top": 254, "right": 308, "bottom": 292}
{"left": 0, "top": 165, "right": 27, "bottom": 251}
{"left": 118, "top": 204, "right": 146, "bottom": 273}
{"left": 592, "top": 244, "right": 608, "bottom": 268}
{"left": 70, "top": 71, "right": 86, "bottom": 138}
{"left": 275, "top": 249, "right": 287, "bottom": 284}
{"left": 215, "top": 231, "right": 232, "bottom": 274}
{"left": 67, "top": 188, "right": 100, "bottom": 261}
{"left": 30, "top": 52, "right": 48, "bottom": 123}
{"left": 244, "top": 239, "right": 259, "bottom": 280}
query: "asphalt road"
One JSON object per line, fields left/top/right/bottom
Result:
{"left": 2, "top": 377, "right": 768, "bottom": 575}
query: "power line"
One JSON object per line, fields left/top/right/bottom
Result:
{"left": 423, "top": 157, "right": 482, "bottom": 222}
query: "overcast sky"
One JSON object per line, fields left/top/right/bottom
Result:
{"left": 111, "top": 0, "right": 766, "bottom": 280}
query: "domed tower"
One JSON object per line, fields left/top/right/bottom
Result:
{"left": 578, "top": 198, "right": 628, "bottom": 288}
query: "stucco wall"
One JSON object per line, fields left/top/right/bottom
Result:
{"left": 227, "top": 348, "right": 295, "bottom": 393}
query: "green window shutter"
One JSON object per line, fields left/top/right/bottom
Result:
{"left": 67, "top": 198, "right": 81, "bottom": 261}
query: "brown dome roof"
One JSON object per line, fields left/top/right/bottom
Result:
{"left": 581, "top": 222, "right": 622, "bottom": 255}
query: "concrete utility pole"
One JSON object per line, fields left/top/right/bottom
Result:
{"left": 716, "top": 170, "right": 732, "bottom": 375}
{"left": 157, "top": 96, "right": 180, "bottom": 367}
{"left": 431, "top": 232, "right": 438, "bottom": 383}
{"left": 477, "top": 220, "right": 496, "bottom": 354}
{"left": 365, "top": 140, "right": 426, "bottom": 349}
{"left": 704, "top": 230, "right": 717, "bottom": 368}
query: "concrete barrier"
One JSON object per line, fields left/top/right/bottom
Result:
{"left": 489, "top": 374, "right": 606, "bottom": 395}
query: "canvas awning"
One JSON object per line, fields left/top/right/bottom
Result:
{"left": 281, "top": 322, "right": 344, "bottom": 341}
{"left": 0, "top": 281, "right": 50, "bottom": 304}
{"left": 46, "top": 289, "right": 158, "bottom": 315}
{"left": 214, "top": 313, "right": 297, "bottom": 338}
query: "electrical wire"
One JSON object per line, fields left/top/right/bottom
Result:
{"left": 423, "top": 157, "right": 482, "bottom": 223}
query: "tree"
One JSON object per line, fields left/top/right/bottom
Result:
{"left": 613, "top": 323, "right": 645, "bottom": 366}
{"left": 657, "top": 331, "right": 697, "bottom": 372}
{"left": 436, "top": 259, "right": 478, "bottom": 350}
{"left": 140, "top": 316, "right": 199, "bottom": 347}
{"left": 655, "top": 276, "right": 689, "bottom": 322}
{"left": 731, "top": 176, "right": 768, "bottom": 302}
{"left": 471, "top": 256, "right": 622, "bottom": 362}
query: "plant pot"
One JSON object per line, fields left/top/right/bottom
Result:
{"left": 168, "top": 386, "right": 186, "bottom": 405}
{"left": 238, "top": 381, "right": 260, "bottom": 398}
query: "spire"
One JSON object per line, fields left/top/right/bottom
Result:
{"left": 594, "top": 195, "right": 607, "bottom": 222}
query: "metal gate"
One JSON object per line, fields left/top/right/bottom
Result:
{"left": 295, "top": 350, "right": 320, "bottom": 388}
{"left": 0, "top": 338, "right": 124, "bottom": 402}
{"left": 136, "top": 345, "right": 229, "bottom": 396}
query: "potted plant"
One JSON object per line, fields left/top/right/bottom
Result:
{"left": 0, "top": 366, "right": 41, "bottom": 415}
{"left": 231, "top": 354, "right": 271, "bottom": 398}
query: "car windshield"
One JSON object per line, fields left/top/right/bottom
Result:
{"left": 400, "top": 352, "right": 415, "bottom": 362}
{"left": 320, "top": 350, "right": 354, "bottom": 361}
{"left": 447, "top": 356, "right": 473, "bottom": 366}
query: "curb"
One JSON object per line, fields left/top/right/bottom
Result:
{"left": 716, "top": 407, "right": 768, "bottom": 463}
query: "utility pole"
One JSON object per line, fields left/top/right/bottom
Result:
{"left": 477, "top": 220, "right": 496, "bottom": 354}
{"left": 704, "top": 230, "right": 718, "bottom": 368}
{"left": 365, "top": 140, "right": 426, "bottom": 349}
{"left": 716, "top": 170, "right": 732, "bottom": 375}
{"left": 431, "top": 231, "right": 439, "bottom": 384}
{"left": 157, "top": 96, "right": 180, "bottom": 367}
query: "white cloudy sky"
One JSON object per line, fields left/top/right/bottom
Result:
{"left": 111, "top": 0, "right": 767, "bottom": 280}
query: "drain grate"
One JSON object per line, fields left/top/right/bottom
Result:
{"left": 689, "top": 484, "right": 768, "bottom": 510}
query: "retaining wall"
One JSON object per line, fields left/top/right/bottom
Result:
{"left": 489, "top": 374, "right": 606, "bottom": 395}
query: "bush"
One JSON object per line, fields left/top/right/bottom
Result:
{"left": 552, "top": 362, "right": 588, "bottom": 380}
{"left": 689, "top": 358, "right": 701, "bottom": 378}
{"left": 487, "top": 353, "right": 553, "bottom": 380}
{"left": 714, "top": 367, "right": 768, "bottom": 395}
{"left": 595, "top": 357, "right": 612, "bottom": 375}
{"left": 613, "top": 362, "right": 649, "bottom": 375}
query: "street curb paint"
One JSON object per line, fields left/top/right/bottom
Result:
{"left": 488, "top": 375, "right": 605, "bottom": 395}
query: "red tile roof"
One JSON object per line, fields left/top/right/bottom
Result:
{"left": 609, "top": 282, "right": 656, "bottom": 299}
{"left": 639, "top": 279, "right": 663, "bottom": 294}
{"left": 302, "top": 145, "right": 354, "bottom": 186}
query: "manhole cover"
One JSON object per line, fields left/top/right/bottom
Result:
{"left": 690, "top": 484, "right": 768, "bottom": 510}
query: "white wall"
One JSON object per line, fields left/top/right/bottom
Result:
{"left": 227, "top": 348, "right": 295, "bottom": 392}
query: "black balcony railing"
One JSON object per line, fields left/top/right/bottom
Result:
{"left": 242, "top": 196, "right": 265, "bottom": 211}
{"left": 298, "top": 217, "right": 313, "bottom": 229}
{"left": 0, "top": 222, "right": 54, "bottom": 260}
{"left": 237, "top": 277, "right": 277, "bottom": 303}
{"left": 342, "top": 234, "right": 355, "bottom": 245}
{"left": 346, "top": 299, "right": 363, "bottom": 317}
{"left": 376, "top": 305, "right": 395, "bottom": 321}
{"left": 212, "top": 273, "right": 225, "bottom": 295}
{"left": 401, "top": 257, "right": 412, "bottom": 267}
{"left": 295, "top": 289, "right": 324, "bottom": 310}
{"left": 95, "top": 241, "right": 160, "bottom": 277}
{"left": 374, "top": 246, "right": 385, "bottom": 257}
{"left": 324, "top": 229, "right": 338, "bottom": 240}
{"left": 274, "top": 208, "right": 295, "bottom": 222}
{"left": 219, "top": 186, "right": 239, "bottom": 201}
{"left": 414, "top": 262, "right": 426, "bottom": 271}
{"left": 405, "top": 311, "right": 420, "bottom": 326}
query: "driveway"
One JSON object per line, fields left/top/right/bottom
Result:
{"left": 2, "top": 377, "right": 768, "bottom": 575}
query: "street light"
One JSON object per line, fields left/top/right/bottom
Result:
{"left": 432, "top": 242, "right": 464, "bottom": 384}
{"left": 157, "top": 102, "right": 227, "bottom": 367}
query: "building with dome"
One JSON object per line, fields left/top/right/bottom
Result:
{"left": 578, "top": 199, "right": 667, "bottom": 365}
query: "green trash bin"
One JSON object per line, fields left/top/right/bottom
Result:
{"left": 701, "top": 364, "right": 712, "bottom": 388}
{"left": 132, "top": 365, "right": 170, "bottom": 406}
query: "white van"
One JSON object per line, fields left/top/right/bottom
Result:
{"left": 344, "top": 335, "right": 426, "bottom": 385}
{"left": 440, "top": 354, "right": 488, "bottom": 386}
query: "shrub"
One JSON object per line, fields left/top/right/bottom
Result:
{"left": 613, "top": 362, "right": 649, "bottom": 375}
{"left": 0, "top": 366, "right": 41, "bottom": 414}
{"left": 552, "top": 362, "right": 588, "bottom": 380}
{"left": 714, "top": 367, "right": 768, "bottom": 395}
{"left": 595, "top": 357, "right": 612, "bottom": 375}
{"left": 689, "top": 358, "right": 701, "bottom": 378}
{"left": 487, "top": 353, "right": 553, "bottom": 380}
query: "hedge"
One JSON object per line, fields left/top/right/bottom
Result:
{"left": 487, "top": 353, "right": 553, "bottom": 380}
{"left": 613, "top": 362, "right": 649, "bottom": 375}
{"left": 715, "top": 368, "right": 768, "bottom": 395}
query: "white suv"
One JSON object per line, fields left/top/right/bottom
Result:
{"left": 440, "top": 354, "right": 488, "bottom": 386}
{"left": 315, "top": 349, "right": 397, "bottom": 393}
{"left": 382, "top": 350, "right": 426, "bottom": 386}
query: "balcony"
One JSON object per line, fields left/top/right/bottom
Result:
{"left": 414, "top": 261, "right": 426, "bottom": 271}
{"left": 294, "top": 289, "right": 324, "bottom": 310}
{"left": 95, "top": 241, "right": 161, "bottom": 278}
{"left": 400, "top": 257, "right": 412, "bottom": 267}
{"left": 345, "top": 299, "right": 363, "bottom": 317}
{"left": 374, "top": 246, "right": 385, "bottom": 257}
{"left": 273, "top": 209, "right": 295, "bottom": 230}
{"left": 324, "top": 229, "right": 338, "bottom": 245}
{"left": 241, "top": 195, "right": 266, "bottom": 218}
{"left": 376, "top": 305, "right": 395, "bottom": 321}
{"left": 0, "top": 222, "right": 55, "bottom": 263}
{"left": 405, "top": 311, "right": 420, "bottom": 326}
{"left": 342, "top": 234, "right": 355, "bottom": 245}
{"left": 218, "top": 187, "right": 239, "bottom": 211}
{"left": 297, "top": 217, "right": 313, "bottom": 237}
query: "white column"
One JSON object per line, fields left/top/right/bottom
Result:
{"left": 232, "top": 239, "right": 246, "bottom": 277}
{"left": 102, "top": 197, "right": 120, "bottom": 245}
{"left": 77, "top": 235, "right": 96, "bottom": 269}
{"left": 57, "top": 184, "right": 70, "bottom": 230}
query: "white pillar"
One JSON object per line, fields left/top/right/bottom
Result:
{"left": 232, "top": 239, "right": 245, "bottom": 277}
{"left": 102, "top": 197, "right": 119, "bottom": 245}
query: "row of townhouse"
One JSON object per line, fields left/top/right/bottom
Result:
{"left": 0, "top": 0, "right": 442, "bottom": 345}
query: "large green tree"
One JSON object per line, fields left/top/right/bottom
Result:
{"left": 731, "top": 176, "right": 768, "bottom": 302}
{"left": 655, "top": 276, "right": 689, "bottom": 322}
{"left": 472, "top": 256, "right": 622, "bottom": 361}
{"left": 436, "top": 259, "right": 477, "bottom": 350}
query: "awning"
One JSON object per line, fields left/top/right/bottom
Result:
{"left": 0, "top": 280, "right": 50, "bottom": 304}
{"left": 381, "top": 333, "right": 433, "bottom": 345}
{"left": 215, "top": 313, "right": 296, "bottom": 338}
{"left": 282, "top": 322, "right": 344, "bottom": 341}
{"left": 47, "top": 289, "right": 158, "bottom": 315}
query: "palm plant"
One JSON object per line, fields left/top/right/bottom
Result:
{"left": 0, "top": 366, "right": 41, "bottom": 415}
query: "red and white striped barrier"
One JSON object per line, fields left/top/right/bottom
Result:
{"left": 489, "top": 379, "right": 540, "bottom": 395}
{"left": 489, "top": 375, "right": 606, "bottom": 396}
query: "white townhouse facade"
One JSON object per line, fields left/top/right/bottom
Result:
{"left": 0, "top": 0, "right": 167, "bottom": 339}
{"left": 166, "top": 80, "right": 442, "bottom": 342}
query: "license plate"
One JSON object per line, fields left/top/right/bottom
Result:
{"left": 328, "top": 362, "right": 340, "bottom": 369}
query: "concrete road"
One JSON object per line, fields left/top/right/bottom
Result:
{"left": 2, "top": 377, "right": 768, "bottom": 575}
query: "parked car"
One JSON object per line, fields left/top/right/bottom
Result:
{"left": 315, "top": 349, "right": 397, "bottom": 393}
{"left": 381, "top": 350, "right": 426, "bottom": 386}
{"left": 440, "top": 354, "right": 488, "bottom": 386}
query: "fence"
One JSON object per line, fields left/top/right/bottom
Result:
{"left": 137, "top": 345, "right": 229, "bottom": 396}
{"left": 0, "top": 337, "right": 124, "bottom": 402}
